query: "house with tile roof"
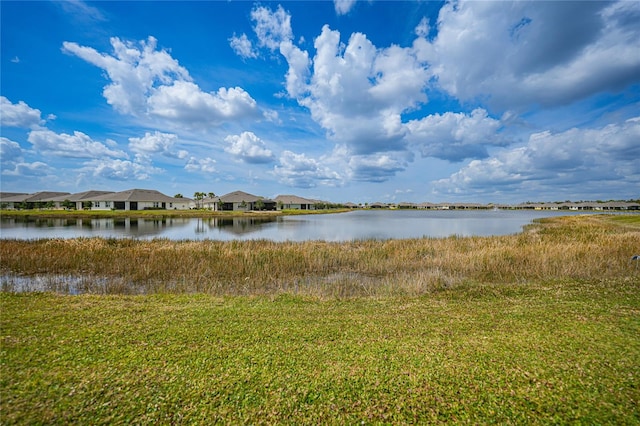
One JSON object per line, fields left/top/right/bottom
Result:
{"left": 46, "top": 190, "right": 115, "bottom": 210}
{"left": 87, "top": 189, "right": 192, "bottom": 211}
{"left": 0, "top": 191, "right": 70, "bottom": 209}
{"left": 216, "top": 190, "right": 276, "bottom": 211}
{"left": 274, "top": 195, "right": 316, "bottom": 210}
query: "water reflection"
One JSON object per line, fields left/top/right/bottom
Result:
{"left": 0, "top": 210, "right": 603, "bottom": 241}
{"left": 0, "top": 216, "right": 279, "bottom": 240}
{"left": 192, "top": 217, "right": 279, "bottom": 235}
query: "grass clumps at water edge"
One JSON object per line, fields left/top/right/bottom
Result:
{"left": 1, "top": 282, "right": 639, "bottom": 424}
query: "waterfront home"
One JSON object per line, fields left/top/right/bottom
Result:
{"left": 275, "top": 195, "right": 316, "bottom": 210}
{"left": 88, "top": 189, "right": 192, "bottom": 211}
{"left": 0, "top": 192, "right": 28, "bottom": 209}
{"left": 0, "top": 191, "right": 70, "bottom": 209}
{"left": 397, "top": 202, "right": 418, "bottom": 209}
{"left": 46, "top": 190, "right": 115, "bottom": 210}
{"left": 370, "top": 202, "right": 387, "bottom": 208}
{"left": 216, "top": 191, "right": 277, "bottom": 211}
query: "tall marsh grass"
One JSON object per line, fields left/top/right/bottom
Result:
{"left": 1, "top": 215, "right": 638, "bottom": 297}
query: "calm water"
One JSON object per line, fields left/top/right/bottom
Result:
{"left": 0, "top": 209, "right": 594, "bottom": 241}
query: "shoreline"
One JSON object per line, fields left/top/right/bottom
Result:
{"left": 0, "top": 207, "right": 352, "bottom": 220}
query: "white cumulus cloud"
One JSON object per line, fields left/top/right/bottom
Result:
{"left": 0, "top": 137, "right": 23, "bottom": 165}
{"left": 417, "top": 0, "right": 640, "bottom": 110}
{"left": 406, "top": 108, "right": 506, "bottom": 162}
{"left": 286, "top": 25, "right": 429, "bottom": 157}
{"left": 224, "top": 132, "right": 274, "bottom": 164}
{"left": 334, "top": 0, "right": 357, "bottom": 15}
{"left": 0, "top": 96, "right": 44, "bottom": 128}
{"left": 433, "top": 117, "right": 640, "bottom": 199}
{"left": 229, "top": 33, "right": 257, "bottom": 59}
{"left": 129, "top": 131, "right": 187, "bottom": 159}
{"left": 2, "top": 161, "right": 53, "bottom": 177}
{"left": 63, "top": 36, "right": 260, "bottom": 127}
{"left": 252, "top": 5, "right": 293, "bottom": 51}
{"left": 185, "top": 156, "right": 217, "bottom": 174}
{"left": 148, "top": 81, "right": 258, "bottom": 125}
{"left": 273, "top": 150, "right": 342, "bottom": 188}
{"left": 83, "top": 158, "right": 159, "bottom": 181}
{"left": 27, "top": 129, "right": 127, "bottom": 159}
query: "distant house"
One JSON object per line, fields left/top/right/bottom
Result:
{"left": 397, "top": 202, "right": 418, "bottom": 209}
{"left": 418, "top": 202, "right": 436, "bottom": 209}
{"left": 275, "top": 195, "right": 316, "bottom": 210}
{"left": 217, "top": 191, "right": 276, "bottom": 211}
{"left": 47, "top": 190, "right": 115, "bottom": 210}
{"left": 370, "top": 202, "right": 387, "bottom": 209}
{"left": 0, "top": 192, "right": 28, "bottom": 209}
{"left": 88, "top": 189, "right": 192, "bottom": 211}
{"left": 0, "top": 191, "right": 70, "bottom": 209}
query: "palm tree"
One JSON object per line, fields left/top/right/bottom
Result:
{"left": 193, "top": 192, "right": 206, "bottom": 209}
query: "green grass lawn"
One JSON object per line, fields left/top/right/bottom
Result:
{"left": 2, "top": 279, "right": 639, "bottom": 424}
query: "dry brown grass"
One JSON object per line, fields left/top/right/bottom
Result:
{"left": 1, "top": 214, "right": 638, "bottom": 297}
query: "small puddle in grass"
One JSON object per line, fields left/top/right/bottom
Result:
{"left": 0, "top": 273, "right": 144, "bottom": 295}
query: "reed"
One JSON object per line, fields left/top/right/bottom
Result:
{"left": 1, "top": 215, "right": 638, "bottom": 297}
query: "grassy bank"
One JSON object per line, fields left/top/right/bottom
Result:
{"left": 1, "top": 280, "right": 639, "bottom": 424}
{"left": 1, "top": 215, "right": 638, "bottom": 297}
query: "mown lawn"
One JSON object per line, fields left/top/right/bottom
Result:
{"left": 1, "top": 278, "right": 639, "bottom": 424}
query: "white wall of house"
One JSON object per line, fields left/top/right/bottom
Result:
{"left": 201, "top": 200, "right": 220, "bottom": 211}
{"left": 90, "top": 200, "right": 192, "bottom": 211}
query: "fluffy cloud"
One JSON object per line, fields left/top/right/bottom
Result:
{"left": 417, "top": 0, "right": 640, "bottom": 110}
{"left": 0, "top": 96, "right": 44, "bottom": 128}
{"left": 0, "top": 137, "right": 47, "bottom": 177}
{"left": 185, "top": 157, "right": 217, "bottom": 174}
{"left": 63, "top": 36, "right": 259, "bottom": 126}
{"left": 348, "top": 153, "right": 410, "bottom": 182}
{"left": 83, "top": 158, "right": 158, "bottom": 181}
{"left": 334, "top": 0, "right": 357, "bottom": 15}
{"left": 128, "top": 131, "right": 187, "bottom": 159}
{"left": 229, "top": 33, "right": 257, "bottom": 59}
{"left": 273, "top": 150, "right": 342, "bottom": 188}
{"left": 224, "top": 131, "right": 274, "bottom": 164}
{"left": 298, "top": 25, "right": 429, "bottom": 151}
{"left": 279, "top": 40, "right": 310, "bottom": 99}
{"left": 229, "top": 5, "right": 292, "bottom": 59}
{"left": 62, "top": 36, "right": 189, "bottom": 115}
{"left": 0, "top": 137, "right": 23, "bottom": 165}
{"left": 148, "top": 82, "right": 258, "bottom": 125}
{"left": 1, "top": 137, "right": 53, "bottom": 178}
{"left": 243, "top": 5, "right": 515, "bottom": 185}
{"left": 252, "top": 5, "right": 293, "bottom": 51}
{"left": 28, "top": 129, "right": 127, "bottom": 159}
{"left": 2, "top": 161, "right": 52, "bottom": 177}
{"left": 406, "top": 109, "right": 506, "bottom": 161}
{"left": 433, "top": 117, "right": 640, "bottom": 198}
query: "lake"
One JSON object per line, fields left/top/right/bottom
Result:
{"left": 0, "top": 209, "right": 596, "bottom": 241}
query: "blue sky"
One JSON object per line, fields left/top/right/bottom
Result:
{"left": 1, "top": 0, "right": 639, "bottom": 204}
